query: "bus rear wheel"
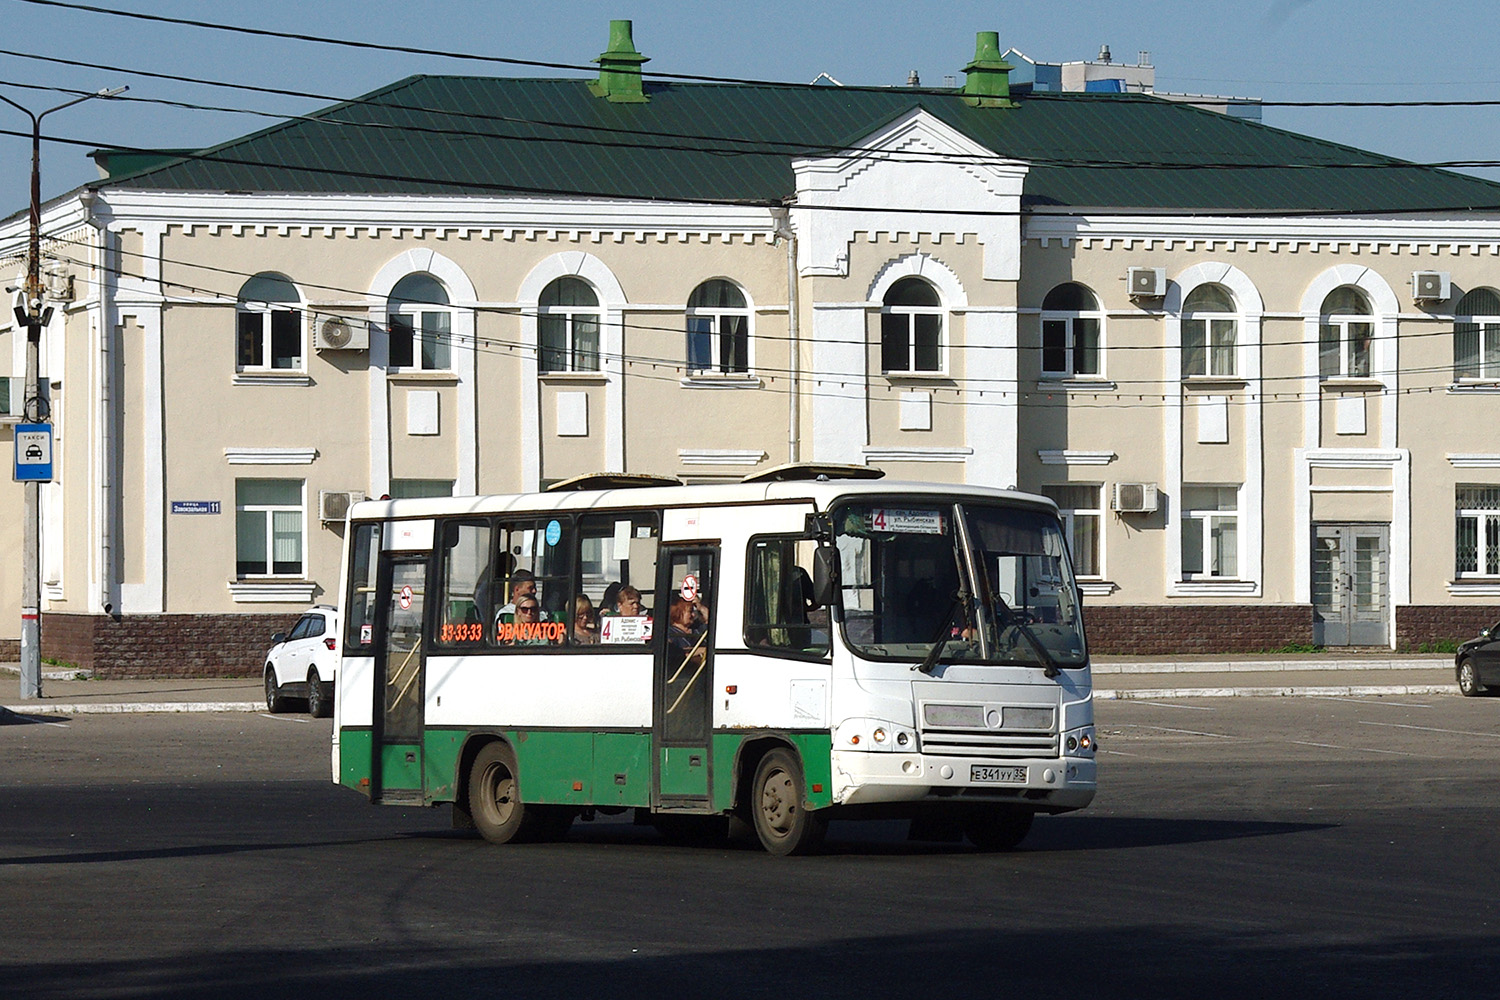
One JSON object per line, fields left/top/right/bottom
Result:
{"left": 468, "top": 743, "right": 530, "bottom": 844}
{"left": 961, "top": 805, "right": 1034, "bottom": 851}
{"left": 750, "top": 749, "right": 826, "bottom": 856}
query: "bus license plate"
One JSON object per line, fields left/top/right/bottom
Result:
{"left": 971, "top": 765, "right": 1027, "bottom": 784}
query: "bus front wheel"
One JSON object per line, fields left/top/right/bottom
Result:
{"left": 961, "top": 805, "right": 1034, "bottom": 851}
{"left": 750, "top": 749, "right": 826, "bottom": 856}
{"left": 468, "top": 743, "right": 530, "bottom": 844}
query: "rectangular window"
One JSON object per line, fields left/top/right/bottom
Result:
{"left": 1042, "top": 318, "right": 1100, "bottom": 376}
{"left": 389, "top": 311, "right": 450, "bottom": 371}
{"left": 744, "top": 536, "right": 831, "bottom": 658}
{"left": 235, "top": 479, "right": 303, "bottom": 577}
{"left": 1184, "top": 319, "right": 1237, "bottom": 377}
{"left": 540, "top": 314, "right": 600, "bottom": 373}
{"left": 1455, "top": 322, "right": 1500, "bottom": 380}
{"left": 1040, "top": 484, "right": 1101, "bottom": 578}
{"left": 343, "top": 522, "right": 380, "bottom": 652}
{"left": 388, "top": 479, "right": 454, "bottom": 499}
{"left": 1456, "top": 485, "right": 1500, "bottom": 577}
{"left": 437, "top": 521, "right": 494, "bottom": 648}
{"left": 1322, "top": 320, "right": 1372, "bottom": 379}
{"left": 237, "top": 309, "right": 302, "bottom": 371}
{"left": 1180, "top": 485, "right": 1238, "bottom": 579}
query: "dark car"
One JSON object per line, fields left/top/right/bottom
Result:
{"left": 1455, "top": 622, "right": 1500, "bottom": 696}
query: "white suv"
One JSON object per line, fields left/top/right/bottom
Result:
{"left": 264, "top": 605, "right": 339, "bottom": 718}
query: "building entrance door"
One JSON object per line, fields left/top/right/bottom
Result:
{"left": 1312, "top": 524, "right": 1389, "bottom": 646}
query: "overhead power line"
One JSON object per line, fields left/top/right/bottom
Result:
{"left": 17, "top": 0, "right": 1500, "bottom": 110}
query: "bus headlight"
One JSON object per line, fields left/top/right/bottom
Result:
{"left": 835, "top": 718, "right": 916, "bottom": 752}
{"left": 1063, "top": 725, "right": 1097, "bottom": 758}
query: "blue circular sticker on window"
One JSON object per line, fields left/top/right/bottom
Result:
{"left": 545, "top": 519, "right": 562, "bottom": 546}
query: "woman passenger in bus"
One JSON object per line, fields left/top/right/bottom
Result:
{"left": 572, "top": 595, "right": 599, "bottom": 645}
{"left": 498, "top": 599, "right": 561, "bottom": 645}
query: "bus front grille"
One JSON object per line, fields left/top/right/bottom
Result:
{"left": 919, "top": 728, "right": 1059, "bottom": 759}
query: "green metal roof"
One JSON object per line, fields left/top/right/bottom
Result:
{"left": 101, "top": 76, "right": 1500, "bottom": 215}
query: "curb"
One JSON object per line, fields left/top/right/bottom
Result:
{"left": 1, "top": 701, "right": 264, "bottom": 716}
{"left": 1096, "top": 683, "right": 1458, "bottom": 701}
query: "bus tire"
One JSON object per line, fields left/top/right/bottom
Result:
{"left": 750, "top": 748, "right": 826, "bottom": 856}
{"left": 468, "top": 742, "right": 530, "bottom": 844}
{"left": 961, "top": 805, "right": 1034, "bottom": 851}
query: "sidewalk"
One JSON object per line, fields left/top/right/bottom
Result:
{"left": 1, "top": 652, "right": 1462, "bottom": 715}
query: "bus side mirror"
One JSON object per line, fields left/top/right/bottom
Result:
{"left": 812, "top": 545, "right": 839, "bottom": 609}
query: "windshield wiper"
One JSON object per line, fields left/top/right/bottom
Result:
{"left": 993, "top": 592, "right": 1060, "bottom": 678}
{"left": 914, "top": 589, "right": 967, "bottom": 674}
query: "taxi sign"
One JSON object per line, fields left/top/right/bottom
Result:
{"left": 13, "top": 422, "right": 52, "bottom": 482}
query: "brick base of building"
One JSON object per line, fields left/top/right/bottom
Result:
{"left": 1086, "top": 604, "right": 1314, "bottom": 655}
{"left": 41, "top": 612, "right": 300, "bottom": 678}
{"left": 1395, "top": 606, "right": 1500, "bottom": 650}
{"left": 0, "top": 638, "right": 17, "bottom": 660}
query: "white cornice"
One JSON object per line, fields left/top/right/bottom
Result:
{"left": 678, "top": 449, "right": 768, "bottom": 466}
{"left": 862, "top": 446, "right": 974, "bottom": 463}
{"left": 79, "top": 191, "right": 782, "bottom": 238}
{"left": 224, "top": 447, "right": 318, "bottom": 465}
{"left": 1038, "top": 450, "right": 1117, "bottom": 466}
{"left": 1025, "top": 213, "right": 1500, "bottom": 246}
{"left": 1448, "top": 453, "right": 1500, "bottom": 468}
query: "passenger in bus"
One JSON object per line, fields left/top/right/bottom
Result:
{"left": 572, "top": 595, "right": 599, "bottom": 645}
{"left": 666, "top": 593, "right": 710, "bottom": 671}
{"left": 496, "top": 569, "right": 549, "bottom": 619}
{"left": 599, "top": 581, "right": 622, "bottom": 617}
{"left": 497, "top": 599, "right": 561, "bottom": 646}
{"left": 602, "top": 584, "right": 647, "bottom": 619}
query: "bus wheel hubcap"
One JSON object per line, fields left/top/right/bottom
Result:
{"left": 760, "top": 770, "right": 794, "bottom": 834}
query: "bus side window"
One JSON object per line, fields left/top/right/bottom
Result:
{"left": 438, "top": 520, "right": 493, "bottom": 648}
{"left": 744, "top": 536, "right": 831, "bottom": 658}
{"left": 580, "top": 513, "right": 659, "bottom": 645}
{"left": 344, "top": 521, "right": 381, "bottom": 652}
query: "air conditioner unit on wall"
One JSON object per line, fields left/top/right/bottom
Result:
{"left": 1127, "top": 266, "right": 1166, "bottom": 299}
{"left": 1112, "top": 481, "right": 1160, "bottom": 513}
{"left": 314, "top": 315, "right": 369, "bottom": 351}
{"left": 319, "top": 490, "right": 366, "bottom": 523}
{"left": 1412, "top": 271, "right": 1451, "bottom": 303}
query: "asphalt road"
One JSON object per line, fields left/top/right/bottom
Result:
{"left": 2, "top": 695, "right": 1498, "bottom": 999}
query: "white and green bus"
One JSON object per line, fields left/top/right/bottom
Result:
{"left": 331, "top": 465, "right": 1096, "bottom": 855}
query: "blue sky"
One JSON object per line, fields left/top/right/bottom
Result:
{"left": 2, "top": 0, "right": 1499, "bottom": 206}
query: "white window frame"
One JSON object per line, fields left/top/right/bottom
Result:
{"left": 1318, "top": 289, "right": 1374, "bottom": 379}
{"left": 1456, "top": 485, "right": 1500, "bottom": 578}
{"left": 686, "top": 280, "right": 753, "bottom": 375}
{"left": 1180, "top": 485, "right": 1240, "bottom": 580}
{"left": 880, "top": 278, "right": 946, "bottom": 374}
{"left": 1042, "top": 484, "right": 1103, "bottom": 579}
{"left": 236, "top": 274, "right": 303, "bottom": 373}
{"left": 235, "top": 479, "right": 305, "bottom": 579}
{"left": 388, "top": 305, "right": 452, "bottom": 372}
{"left": 1041, "top": 285, "right": 1104, "bottom": 378}
{"left": 1182, "top": 287, "right": 1239, "bottom": 378}
{"left": 538, "top": 277, "right": 602, "bottom": 374}
{"left": 1453, "top": 289, "right": 1500, "bottom": 382}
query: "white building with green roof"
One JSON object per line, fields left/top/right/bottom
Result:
{"left": 6, "top": 21, "right": 1500, "bottom": 672}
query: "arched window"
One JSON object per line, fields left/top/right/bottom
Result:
{"left": 1182, "top": 284, "right": 1238, "bottom": 378}
{"left": 686, "top": 279, "right": 750, "bottom": 374}
{"left": 388, "top": 273, "right": 451, "bottom": 371}
{"left": 236, "top": 273, "right": 301, "bottom": 371}
{"left": 881, "top": 277, "right": 943, "bottom": 373}
{"left": 538, "top": 277, "right": 600, "bottom": 373}
{"left": 1041, "top": 282, "right": 1102, "bottom": 376}
{"left": 1454, "top": 287, "right": 1500, "bottom": 381}
{"left": 1318, "top": 286, "right": 1372, "bottom": 378}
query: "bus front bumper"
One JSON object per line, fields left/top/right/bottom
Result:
{"left": 830, "top": 749, "right": 1096, "bottom": 811}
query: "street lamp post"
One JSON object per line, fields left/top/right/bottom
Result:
{"left": 1, "top": 86, "right": 126, "bottom": 699}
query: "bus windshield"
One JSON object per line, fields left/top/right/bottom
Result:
{"left": 834, "top": 500, "right": 1086, "bottom": 670}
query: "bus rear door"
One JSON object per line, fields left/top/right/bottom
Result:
{"left": 653, "top": 545, "right": 718, "bottom": 811}
{"left": 371, "top": 551, "right": 428, "bottom": 804}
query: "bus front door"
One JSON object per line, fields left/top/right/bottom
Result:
{"left": 372, "top": 554, "right": 427, "bottom": 804}
{"left": 653, "top": 546, "right": 718, "bottom": 811}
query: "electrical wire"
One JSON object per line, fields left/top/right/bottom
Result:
{"left": 27, "top": 235, "right": 1495, "bottom": 410}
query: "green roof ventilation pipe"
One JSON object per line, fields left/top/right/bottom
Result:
{"left": 962, "top": 31, "right": 1015, "bottom": 108}
{"left": 590, "top": 20, "right": 650, "bottom": 103}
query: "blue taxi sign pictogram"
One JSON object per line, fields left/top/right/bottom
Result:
{"left": 14, "top": 422, "right": 53, "bottom": 482}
